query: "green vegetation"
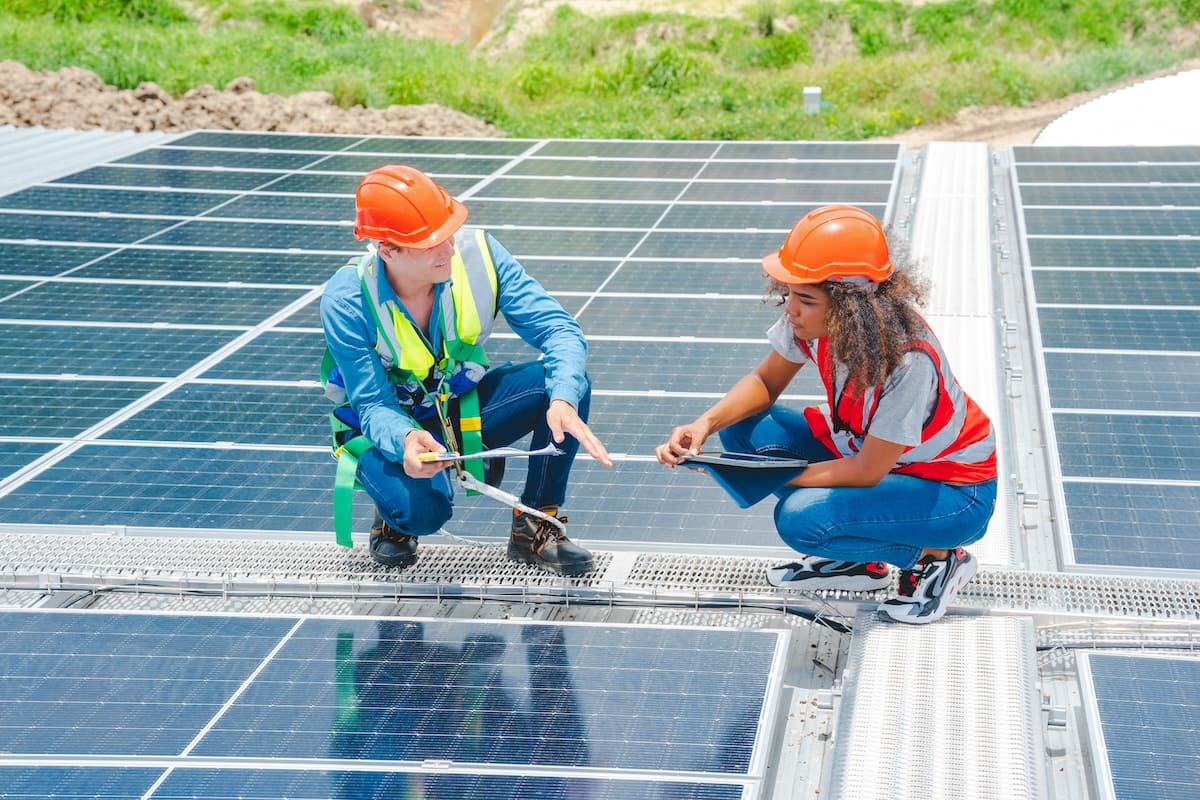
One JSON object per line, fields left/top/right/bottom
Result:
{"left": 1, "top": 0, "right": 1197, "bottom": 139}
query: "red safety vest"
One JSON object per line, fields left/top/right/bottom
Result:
{"left": 797, "top": 323, "right": 997, "bottom": 484}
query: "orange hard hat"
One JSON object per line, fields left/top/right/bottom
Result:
{"left": 354, "top": 164, "right": 467, "bottom": 249}
{"left": 762, "top": 205, "right": 893, "bottom": 285}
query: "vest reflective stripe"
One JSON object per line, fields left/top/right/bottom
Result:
{"left": 799, "top": 325, "right": 997, "bottom": 484}
{"left": 358, "top": 228, "right": 499, "bottom": 380}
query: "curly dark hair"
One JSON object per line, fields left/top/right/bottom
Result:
{"left": 767, "top": 232, "right": 929, "bottom": 388}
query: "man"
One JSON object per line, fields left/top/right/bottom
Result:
{"left": 321, "top": 164, "right": 611, "bottom": 575}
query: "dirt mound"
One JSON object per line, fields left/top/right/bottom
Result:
{"left": 0, "top": 60, "right": 502, "bottom": 137}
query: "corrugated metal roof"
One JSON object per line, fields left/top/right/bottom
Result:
{"left": 0, "top": 124, "right": 176, "bottom": 196}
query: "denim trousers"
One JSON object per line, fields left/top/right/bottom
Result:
{"left": 356, "top": 361, "right": 590, "bottom": 536}
{"left": 719, "top": 404, "right": 997, "bottom": 569}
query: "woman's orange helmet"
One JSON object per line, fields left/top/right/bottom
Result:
{"left": 354, "top": 164, "right": 467, "bottom": 249}
{"left": 763, "top": 205, "right": 893, "bottom": 285}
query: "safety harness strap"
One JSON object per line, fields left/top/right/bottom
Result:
{"left": 331, "top": 429, "right": 371, "bottom": 548}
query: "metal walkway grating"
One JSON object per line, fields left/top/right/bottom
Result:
{"left": 830, "top": 614, "right": 1047, "bottom": 800}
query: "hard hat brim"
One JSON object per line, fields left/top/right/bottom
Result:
{"left": 762, "top": 251, "right": 816, "bottom": 284}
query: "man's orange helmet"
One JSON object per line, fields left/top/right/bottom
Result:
{"left": 354, "top": 164, "right": 467, "bottom": 249}
{"left": 763, "top": 205, "right": 893, "bottom": 285}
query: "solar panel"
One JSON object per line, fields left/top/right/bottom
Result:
{"left": 0, "top": 610, "right": 783, "bottom": 799}
{"left": 1080, "top": 653, "right": 1200, "bottom": 800}
{"left": 1014, "top": 144, "right": 1200, "bottom": 572}
{"left": 0, "top": 131, "right": 900, "bottom": 550}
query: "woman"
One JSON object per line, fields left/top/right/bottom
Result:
{"left": 655, "top": 205, "right": 997, "bottom": 624}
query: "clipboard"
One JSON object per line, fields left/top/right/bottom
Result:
{"left": 678, "top": 452, "right": 807, "bottom": 508}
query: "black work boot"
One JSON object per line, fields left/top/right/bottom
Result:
{"left": 369, "top": 508, "right": 418, "bottom": 568}
{"left": 507, "top": 507, "right": 594, "bottom": 577}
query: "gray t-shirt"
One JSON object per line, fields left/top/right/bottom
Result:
{"left": 767, "top": 315, "right": 938, "bottom": 447}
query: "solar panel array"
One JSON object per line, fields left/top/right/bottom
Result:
{"left": 0, "top": 132, "right": 901, "bottom": 551}
{"left": 0, "top": 609, "right": 784, "bottom": 799}
{"left": 1012, "top": 145, "right": 1200, "bottom": 573}
{"left": 1080, "top": 652, "right": 1200, "bottom": 800}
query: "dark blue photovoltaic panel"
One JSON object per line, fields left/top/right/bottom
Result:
{"left": 116, "top": 148, "right": 319, "bottom": 171}
{"left": 0, "top": 441, "right": 55, "bottom": 481}
{"left": 683, "top": 181, "right": 890, "bottom": 203}
{"left": 0, "top": 767, "right": 159, "bottom": 799}
{"left": 1015, "top": 164, "right": 1200, "bottom": 183}
{"left": 510, "top": 158, "right": 704, "bottom": 180}
{"left": 588, "top": 395, "right": 730, "bottom": 455}
{"left": 579, "top": 296, "right": 777, "bottom": 338}
{"left": 319, "top": 153, "right": 514, "bottom": 176}
{"left": 268, "top": 173, "right": 477, "bottom": 197}
{"left": 585, "top": 338, "right": 825, "bottom": 397}
{"left": 1053, "top": 413, "right": 1200, "bottom": 481}
{"left": 145, "top": 219, "right": 357, "bottom": 251}
{"left": 0, "top": 281, "right": 309, "bottom": 326}
{"left": 699, "top": 161, "right": 897, "bottom": 181}
{"left": 1087, "top": 653, "right": 1200, "bottom": 799}
{"left": 1036, "top": 308, "right": 1200, "bottom": 352}
{"left": 1013, "top": 145, "right": 1200, "bottom": 162}
{"left": 479, "top": 228, "right": 647, "bottom": 258}
{"left": 538, "top": 141, "right": 718, "bottom": 159}
{"left": 75, "top": 248, "right": 337, "bottom": 285}
{"left": 0, "top": 445, "right": 358, "bottom": 531}
{"left": 172, "top": 131, "right": 360, "bottom": 151}
{"left": 0, "top": 611, "right": 296, "bottom": 756}
{"left": 1027, "top": 238, "right": 1200, "bottom": 269}
{"left": 0, "top": 324, "right": 242, "bottom": 378}
{"left": 0, "top": 278, "right": 32, "bottom": 297}
{"left": 152, "top": 768, "right": 746, "bottom": 800}
{"left": 0, "top": 186, "right": 232, "bottom": 217}
{"left": 203, "top": 330, "right": 327, "bottom": 381}
{"left": 511, "top": 258, "right": 621, "bottom": 292}
{"left": 1044, "top": 352, "right": 1200, "bottom": 413}
{"left": 463, "top": 198, "right": 668, "bottom": 228}
{"left": 717, "top": 141, "right": 901, "bottom": 160}
{"left": 1023, "top": 208, "right": 1200, "bottom": 237}
{"left": 0, "top": 244, "right": 118, "bottom": 275}
{"left": 476, "top": 177, "right": 686, "bottom": 201}
{"left": 0, "top": 211, "right": 172, "bottom": 243}
{"left": 212, "top": 193, "right": 354, "bottom": 222}
{"left": 450, "top": 458, "right": 781, "bottom": 548}
{"left": 347, "top": 137, "right": 534, "bottom": 156}
{"left": 1065, "top": 482, "right": 1200, "bottom": 570}
{"left": 1033, "top": 271, "right": 1200, "bottom": 306}
{"left": 660, "top": 203, "right": 815, "bottom": 230}
{"left": 0, "top": 378, "right": 159, "bottom": 438}
{"left": 603, "top": 259, "right": 764, "bottom": 294}
{"left": 103, "top": 383, "right": 328, "bottom": 446}
{"left": 53, "top": 165, "right": 278, "bottom": 191}
{"left": 1019, "top": 184, "right": 1200, "bottom": 206}
{"left": 633, "top": 230, "right": 781, "bottom": 260}
{"left": 194, "top": 617, "right": 776, "bottom": 776}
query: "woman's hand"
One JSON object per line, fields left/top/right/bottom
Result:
{"left": 655, "top": 420, "right": 712, "bottom": 467}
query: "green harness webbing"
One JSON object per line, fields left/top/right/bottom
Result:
{"left": 323, "top": 348, "right": 488, "bottom": 548}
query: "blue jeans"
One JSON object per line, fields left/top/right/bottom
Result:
{"left": 356, "top": 361, "right": 590, "bottom": 536}
{"left": 719, "top": 405, "right": 996, "bottom": 569}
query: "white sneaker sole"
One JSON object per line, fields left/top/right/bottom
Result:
{"left": 878, "top": 553, "right": 978, "bottom": 624}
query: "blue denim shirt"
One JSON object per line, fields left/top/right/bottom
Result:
{"left": 320, "top": 231, "right": 588, "bottom": 462}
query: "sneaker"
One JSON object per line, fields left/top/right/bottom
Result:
{"left": 766, "top": 556, "right": 891, "bottom": 591}
{"left": 507, "top": 508, "right": 594, "bottom": 577}
{"left": 368, "top": 508, "right": 418, "bottom": 568}
{"left": 878, "top": 547, "right": 977, "bottom": 625}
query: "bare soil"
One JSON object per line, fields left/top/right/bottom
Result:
{"left": 2, "top": 0, "right": 1197, "bottom": 146}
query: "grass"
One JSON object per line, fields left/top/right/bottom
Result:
{"left": 1, "top": 0, "right": 1197, "bottom": 139}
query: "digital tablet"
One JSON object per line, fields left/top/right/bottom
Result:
{"left": 677, "top": 452, "right": 808, "bottom": 508}
{"left": 679, "top": 452, "right": 808, "bottom": 470}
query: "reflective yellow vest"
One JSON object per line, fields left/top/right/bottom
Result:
{"left": 322, "top": 227, "right": 500, "bottom": 546}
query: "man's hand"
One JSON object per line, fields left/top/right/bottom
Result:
{"left": 655, "top": 420, "right": 712, "bottom": 467}
{"left": 547, "top": 399, "right": 612, "bottom": 468}
{"left": 402, "top": 429, "right": 453, "bottom": 479}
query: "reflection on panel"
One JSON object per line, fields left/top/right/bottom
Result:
{"left": 1084, "top": 653, "right": 1200, "bottom": 799}
{"left": 0, "top": 323, "right": 241, "bottom": 378}
{"left": 103, "top": 383, "right": 328, "bottom": 446}
{"left": 0, "top": 378, "right": 161, "bottom": 438}
{"left": 1065, "top": 482, "right": 1200, "bottom": 570}
{"left": 0, "top": 243, "right": 118, "bottom": 275}
{"left": 0, "top": 445, "right": 353, "bottom": 531}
